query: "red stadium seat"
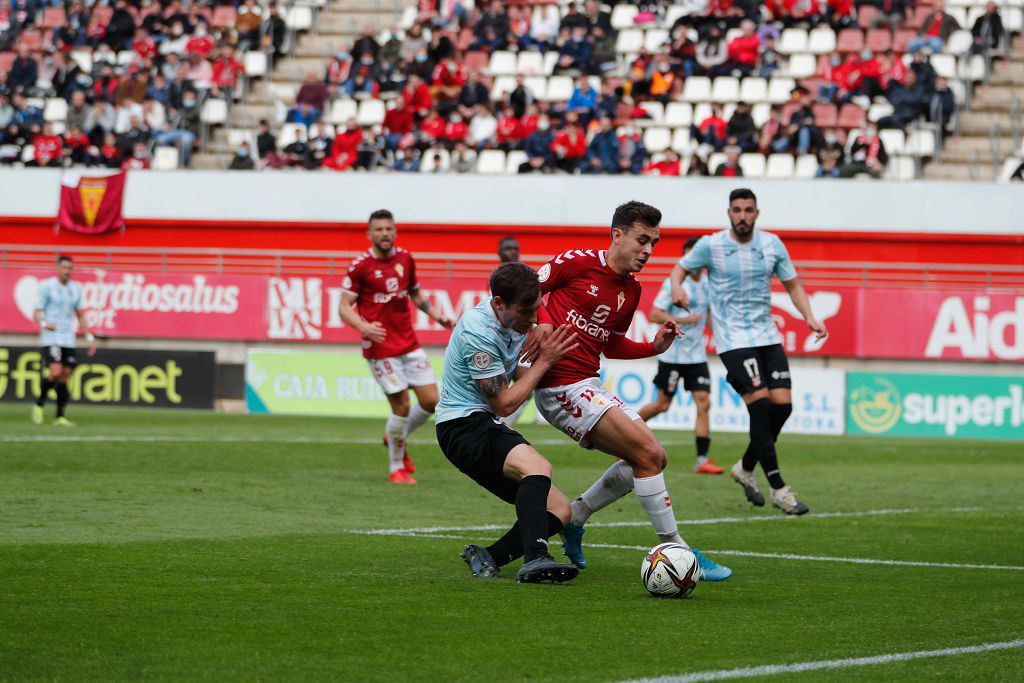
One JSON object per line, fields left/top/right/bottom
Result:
{"left": 16, "top": 30, "right": 43, "bottom": 52}
{"left": 838, "top": 103, "right": 867, "bottom": 129}
{"left": 857, "top": 5, "right": 879, "bottom": 28}
{"left": 212, "top": 6, "right": 237, "bottom": 27}
{"left": 812, "top": 102, "right": 838, "bottom": 128}
{"left": 836, "top": 28, "right": 864, "bottom": 53}
{"left": 907, "top": 6, "right": 931, "bottom": 29}
{"left": 866, "top": 28, "right": 892, "bottom": 52}
{"left": 893, "top": 29, "right": 916, "bottom": 52}
{"left": 40, "top": 7, "right": 66, "bottom": 29}
{"left": 463, "top": 51, "right": 489, "bottom": 72}
{"left": 92, "top": 6, "right": 113, "bottom": 24}
{"left": 0, "top": 52, "right": 16, "bottom": 72}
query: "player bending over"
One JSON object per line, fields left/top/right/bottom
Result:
{"left": 526, "top": 201, "right": 731, "bottom": 580}
{"left": 32, "top": 254, "right": 96, "bottom": 426}
{"left": 495, "top": 235, "right": 528, "bottom": 428}
{"left": 638, "top": 237, "right": 722, "bottom": 475}
{"left": 436, "top": 262, "right": 581, "bottom": 583}
{"left": 339, "top": 209, "right": 453, "bottom": 485}
{"left": 671, "top": 188, "right": 827, "bottom": 515}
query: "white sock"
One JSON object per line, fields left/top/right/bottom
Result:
{"left": 406, "top": 403, "right": 432, "bottom": 436}
{"left": 385, "top": 413, "right": 409, "bottom": 474}
{"left": 572, "top": 460, "right": 635, "bottom": 526}
{"left": 633, "top": 472, "right": 687, "bottom": 546}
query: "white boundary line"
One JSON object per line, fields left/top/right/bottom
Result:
{"left": 350, "top": 507, "right": 995, "bottom": 536}
{"left": 616, "top": 639, "right": 1024, "bottom": 683}
{"left": 0, "top": 435, "right": 744, "bottom": 447}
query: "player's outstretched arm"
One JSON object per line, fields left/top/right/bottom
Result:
{"left": 782, "top": 276, "right": 828, "bottom": 342}
{"left": 75, "top": 309, "right": 96, "bottom": 357}
{"left": 670, "top": 263, "right": 690, "bottom": 309}
{"left": 650, "top": 306, "right": 699, "bottom": 326}
{"left": 411, "top": 289, "right": 454, "bottom": 329}
{"left": 339, "top": 292, "right": 386, "bottom": 343}
{"left": 476, "top": 326, "right": 578, "bottom": 417}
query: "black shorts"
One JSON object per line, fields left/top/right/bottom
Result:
{"left": 436, "top": 412, "right": 531, "bottom": 504}
{"left": 653, "top": 361, "right": 711, "bottom": 396}
{"left": 719, "top": 344, "right": 791, "bottom": 396}
{"left": 41, "top": 346, "right": 78, "bottom": 368}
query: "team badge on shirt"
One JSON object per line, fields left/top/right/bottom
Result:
{"left": 472, "top": 351, "right": 492, "bottom": 370}
{"left": 616, "top": 291, "right": 625, "bottom": 311}
{"left": 395, "top": 263, "right": 404, "bottom": 277}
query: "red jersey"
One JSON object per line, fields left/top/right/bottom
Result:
{"left": 537, "top": 249, "right": 643, "bottom": 388}
{"left": 342, "top": 247, "right": 421, "bottom": 359}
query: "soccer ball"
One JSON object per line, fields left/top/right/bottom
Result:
{"left": 641, "top": 543, "right": 699, "bottom": 598}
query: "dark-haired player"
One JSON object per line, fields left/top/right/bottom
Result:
{"left": 436, "top": 262, "right": 581, "bottom": 583}
{"left": 527, "top": 201, "right": 732, "bottom": 580}
{"left": 339, "top": 209, "right": 454, "bottom": 485}
{"left": 639, "top": 237, "right": 723, "bottom": 474}
{"left": 496, "top": 235, "right": 527, "bottom": 426}
{"left": 32, "top": 255, "right": 96, "bottom": 426}
{"left": 671, "top": 188, "right": 827, "bottom": 515}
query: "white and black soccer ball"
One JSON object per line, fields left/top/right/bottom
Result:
{"left": 640, "top": 542, "right": 699, "bottom": 598}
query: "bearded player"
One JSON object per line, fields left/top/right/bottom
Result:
{"left": 339, "top": 209, "right": 454, "bottom": 485}
{"left": 526, "top": 201, "right": 731, "bottom": 580}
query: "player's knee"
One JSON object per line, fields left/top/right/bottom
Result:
{"left": 521, "top": 454, "right": 552, "bottom": 479}
{"left": 656, "top": 394, "right": 672, "bottom": 413}
{"left": 419, "top": 399, "right": 438, "bottom": 414}
{"left": 636, "top": 438, "right": 668, "bottom": 472}
{"left": 694, "top": 392, "right": 711, "bottom": 413}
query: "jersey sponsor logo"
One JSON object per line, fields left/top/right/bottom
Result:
{"left": 566, "top": 308, "right": 610, "bottom": 341}
{"left": 395, "top": 263, "right": 404, "bottom": 278}
{"left": 385, "top": 277, "right": 399, "bottom": 293}
{"left": 587, "top": 284, "right": 600, "bottom": 297}
{"left": 371, "top": 289, "right": 409, "bottom": 304}
{"left": 589, "top": 304, "right": 612, "bottom": 325}
{"left": 471, "top": 350, "right": 492, "bottom": 370}
{"left": 537, "top": 263, "right": 551, "bottom": 283}
{"left": 616, "top": 291, "right": 626, "bottom": 311}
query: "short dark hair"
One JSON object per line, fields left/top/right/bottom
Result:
{"left": 368, "top": 209, "right": 394, "bottom": 224}
{"left": 683, "top": 237, "right": 700, "bottom": 252}
{"left": 729, "top": 188, "right": 757, "bottom": 205}
{"left": 56, "top": 254, "right": 72, "bottom": 264}
{"left": 611, "top": 201, "right": 661, "bottom": 235}
{"left": 499, "top": 236, "right": 519, "bottom": 248}
{"left": 490, "top": 262, "right": 539, "bottom": 307}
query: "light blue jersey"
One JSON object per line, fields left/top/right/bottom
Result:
{"left": 37, "top": 277, "right": 83, "bottom": 348}
{"left": 436, "top": 301, "right": 526, "bottom": 424}
{"left": 652, "top": 276, "right": 708, "bottom": 365}
{"left": 681, "top": 229, "right": 797, "bottom": 354}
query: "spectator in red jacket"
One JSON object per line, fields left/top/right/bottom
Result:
{"left": 325, "top": 50, "right": 352, "bottom": 97}
{"left": 64, "top": 126, "right": 90, "bottom": 164}
{"left": 185, "top": 24, "right": 215, "bottom": 59}
{"left": 691, "top": 104, "right": 728, "bottom": 151}
{"left": 402, "top": 73, "right": 433, "bottom": 118}
{"left": 431, "top": 57, "right": 467, "bottom": 115}
{"left": 878, "top": 49, "right": 906, "bottom": 91}
{"left": 383, "top": 98, "right": 415, "bottom": 150}
{"left": 725, "top": 20, "right": 760, "bottom": 75}
{"left": 442, "top": 113, "right": 469, "bottom": 147}
{"left": 132, "top": 28, "right": 157, "bottom": 61}
{"left": 418, "top": 108, "right": 447, "bottom": 148}
{"left": 643, "top": 149, "right": 682, "bottom": 175}
{"left": 211, "top": 45, "right": 245, "bottom": 98}
{"left": 827, "top": 0, "right": 856, "bottom": 29}
{"left": 29, "top": 123, "right": 63, "bottom": 167}
{"left": 121, "top": 142, "right": 151, "bottom": 170}
{"left": 495, "top": 106, "right": 521, "bottom": 150}
{"left": 550, "top": 110, "right": 587, "bottom": 173}
{"left": 324, "top": 118, "right": 361, "bottom": 171}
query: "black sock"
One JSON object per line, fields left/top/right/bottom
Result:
{"left": 515, "top": 475, "right": 554, "bottom": 562}
{"left": 695, "top": 436, "right": 711, "bottom": 458}
{"left": 486, "top": 512, "right": 564, "bottom": 567}
{"left": 769, "top": 403, "right": 793, "bottom": 442}
{"left": 748, "top": 398, "right": 785, "bottom": 489}
{"left": 55, "top": 382, "right": 69, "bottom": 418}
{"left": 741, "top": 442, "right": 757, "bottom": 471}
{"left": 37, "top": 378, "right": 54, "bottom": 407}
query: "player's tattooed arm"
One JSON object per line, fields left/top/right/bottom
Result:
{"left": 474, "top": 374, "right": 508, "bottom": 399}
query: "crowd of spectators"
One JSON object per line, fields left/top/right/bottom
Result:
{"left": 234, "top": 0, "right": 1011, "bottom": 177}
{"left": 0, "top": 0, "right": 289, "bottom": 168}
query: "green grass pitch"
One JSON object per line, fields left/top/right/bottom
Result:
{"left": 1, "top": 404, "right": 1022, "bottom": 682}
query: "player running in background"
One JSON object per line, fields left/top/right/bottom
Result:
{"left": 436, "top": 262, "right": 581, "bottom": 583}
{"left": 527, "top": 201, "right": 731, "bottom": 580}
{"left": 32, "top": 255, "right": 96, "bottom": 426}
{"left": 638, "top": 237, "right": 723, "bottom": 475}
{"left": 671, "top": 188, "right": 827, "bottom": 515}
{"left": 339, "top": 209, "right": 454, "bottom": 485}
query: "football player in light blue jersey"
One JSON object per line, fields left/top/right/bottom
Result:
{"left": 495, "top": 235, "right": 529, "bottom": 428}
{"left": 436, "top": 262, "right": 583, "bottom": 584}
{"left": 32, "top": 255, "right": 96, "bottom": 426}
{"left": 638, "top": 237, "right": 723, "bottom": 475}
{"left": 670, "top": 189, "right": 827, "bottom": 516}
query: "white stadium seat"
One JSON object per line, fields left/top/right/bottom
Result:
{"left": 778, "top": 28, "right": 808, "bottom": 54}
{"left": 201, "top": 98, "right": 228, "bottom": 125}
{"left": 767, "top": 78, "right": 796, "bottom": 104}
{"left": 807, "top": 27, "right": 837, "bottom": 54}
{"left": 751, "top": 103, "right": 771, "bottom": 128}
{"left": 489, "top": 76, "right": 516, "bottom": 100}
{"left": 244, "top": 51, "right": 267, "bottom": 78}
{"left": 638, "top": 101, "right": 665, "bottom": 124}
{"left": 740, "top": 153, "right": 766, "bottom": 178}
{"left": 645, "top": 29, "right": 670, "bottom": 52}
{"left": 664, "top": 102, "right": 693, "bottom": 127}
{"left": 739, "top": 77, "right": 768, "bottom": 103}
{"left": 945, "top": 30, "right": 973, "bottom": 54}
{"left": 615, "top": 28, "right": 644, "bottom": 53}
{"left": 545, "top": 76, "right": 574, "bottom": 101}
{"left": 906, "top": 129, "right": 936, "bottom": 157}
{"left": 680, "top": 76, "right": 712, "bottom": 103}
{"left": 885, "top": 156, "right": 917, "bottom": 180}
{"left": 784, "top": 53, "right": 817, "bottom": 79}
{"left": 152, "top": 146, "right": 180, "bottom": 170}
{"left": 277, "top": 123, "right": 307, "bottom": 148}
{"left": 643, "top": 127, "right": 672, "bottom": 153}
{"left": 505, "top": 150, "right": 528, "bottom": 174}
{"left": 476, "top": 149, "right": 506, "bottom": 174}
{"left": 517, "top": 51, "right": 544, "bottom": 75}
{"left": 489, "top": 50, "right": 517, "bottom": 76}
{"left": 420, "top": 148, "right": 451, "bottom": 172}
{"left": 610, "top": 3, "right": 638, "bottom": 29}
{"left": 524, "top": 75, "right": 548, "bottom": 101}
{"left": 794, "top": 154, "right": 819, "bottom": 178}
{"left": 879, "top": 129, "right": 905, "bottom": 155}
{"left": 329, "top": 99, "right": 358, "bottom": 125}
{"left": 766, "top": 154, "right": 795, "bottom": 178}
{"left": 671, "top": 127, "right": 692, "bottom": 153}
{"left": 999, "top": 157, "right": 1023, "bottom": 182}
{"left": 285, "top": 6, "right": 312, "bottom": 30}
{"left": 711, "top": 76, "right": 740, "bottom": 103}
{"left": 44, "top": 98, "right": 67, "bottom": 123}
{"left": 356, "top": 99, "right": 385, "bottom": 126}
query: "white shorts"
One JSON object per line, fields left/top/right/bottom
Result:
{"left": 368, "top": 348, "right": 436, "bottom": 395}
{"left": 535, "top": 377, "right": 640, "bottom": 449}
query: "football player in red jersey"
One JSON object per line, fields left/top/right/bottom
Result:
{"left": 525, "top": 201, "right": 732, "bottom": 581}
{"left": 339, "top": 209, "right": 454, "bottom": 484}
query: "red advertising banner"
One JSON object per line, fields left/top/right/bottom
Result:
{"left": 57, "top": 171, "right": 127, "bottom": 234}
{"left": 1, "top": 269, "right": 1020, "bottom": 362}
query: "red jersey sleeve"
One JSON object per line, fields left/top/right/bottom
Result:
{"left": 537, "top": 249, "right": 597, "bottom": 294}
{"left": 342, "top": 258, "right": 364, "bottom": 297}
